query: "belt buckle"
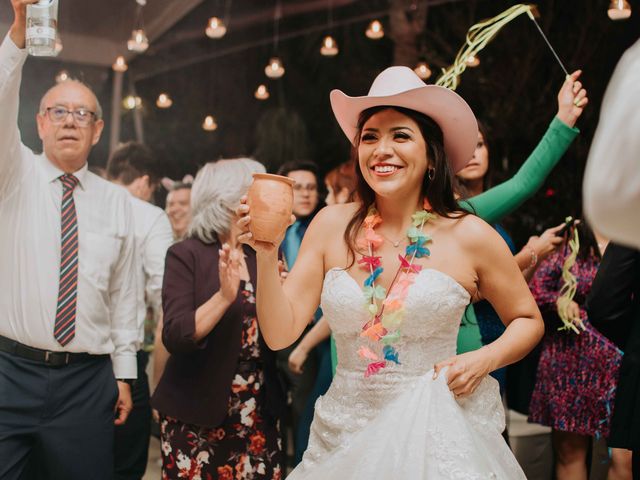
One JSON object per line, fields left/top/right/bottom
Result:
{"left": 43, "top": 351, "right": 70, "bottom": 366}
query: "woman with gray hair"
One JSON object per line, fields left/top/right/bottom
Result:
{"left": 151, "top": 158, "right": 286, "bottom": 479}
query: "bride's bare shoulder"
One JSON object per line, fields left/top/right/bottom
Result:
{"left": 310, "top": 202, "right": 360, "bottom": 230}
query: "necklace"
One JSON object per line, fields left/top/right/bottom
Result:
{"left": 356, "top": 199, "right": 435, "bottom": 378}
{"left": 377, "top": 230, "right": 405, "bottom": 248}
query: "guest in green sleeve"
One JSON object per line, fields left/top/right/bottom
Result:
{"left": 455, "top": 69, "right": 587, "bottom": 355}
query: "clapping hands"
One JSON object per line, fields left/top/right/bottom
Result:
{"left": 219, "top": 243, "right": 242, "bottom": 303}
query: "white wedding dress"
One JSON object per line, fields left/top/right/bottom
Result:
{"left": 287, "top": 268, "right": 526, "bottom": 479}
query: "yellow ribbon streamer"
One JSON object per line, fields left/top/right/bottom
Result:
{"left": 436, "top": 4, "right": 538, "bottom": 90}
{"left": 556, "top": 226, "right": 585, "bottom": 334}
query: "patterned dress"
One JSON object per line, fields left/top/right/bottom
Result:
{"left": 160, "top": 281, "right": 283, "bottom": 479}
{"left": 528, "top": 250, "right": 623, "bottom": 438}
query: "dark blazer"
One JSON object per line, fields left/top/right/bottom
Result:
{"left": 151, "top": 238, "right": 285, "bottom": 428}
{"left": 587, "top": 243, "right": 640, "bottom": 450}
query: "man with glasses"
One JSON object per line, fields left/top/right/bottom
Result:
{"left": 107, "top": 142, "right": 173, "bottom": 480}
{"left": 276, "top": 160, "right": 324, "bottom": 467}
{"left": 0, "top": 3, "right": 138, "bottom": 479}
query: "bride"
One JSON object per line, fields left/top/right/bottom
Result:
{"left": 233, "top": 66, "right": 543, "bottom": 478}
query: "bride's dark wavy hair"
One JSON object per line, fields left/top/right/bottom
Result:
{"left": 344, "top": 106, "right": 467, "bottom": 263}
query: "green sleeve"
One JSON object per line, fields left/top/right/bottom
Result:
{"left": 457, "top": 305, "right": 483, "bottom": 353}
{"left": 460, "top": 117, "right": 579, "bottom": 224}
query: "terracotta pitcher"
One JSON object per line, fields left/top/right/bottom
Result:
{"left": 247, "top": 173, "right": 295, "bottom": 243}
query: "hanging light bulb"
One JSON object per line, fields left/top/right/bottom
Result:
{"left": 112, "top": 56, "right": 129, "bottom": 72}
{"left": 320, "top": 35, "right": 339, "bottom": 56}
{"left": 55, "top": 70, "right": 69, "bottom": 83}
{"left": 366, "top": 20, "right": 384, "bottom": 39}
{"left": 127, "top": 29, "right": 149, "bottom": 53}
{"left": 465, "top": 54, "right": 480, "bottom": 67}
{"left": 608, "top": 0, "right": 631, "bottom": 19}
{"left": 413, "top": 61, "right": 432, "bottom": 80}
{"left": 205, "top": 16, "right": 227, "bottom": 38}
{"left": 123, "top": 95, "right": 142, "bottom": 110}
{"left": 156, "top": 93, "right": 173, "bottom": 109}
{"left": 54, "top": 35, "right": 63, "bottom": 56}
{"left": 265, "top": 57, "right": 285, "bottom": 79}
{"left": 202, "top": 115, "right": 218, "bottom": 131}
{"left": 254, "top": 84, "right": 270, "bottom": 100}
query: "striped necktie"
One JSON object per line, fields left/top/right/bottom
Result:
{"left": 54, "top": 174, "right": 80, "bottom": 346}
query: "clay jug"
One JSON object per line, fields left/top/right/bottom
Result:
{"left": 247, "top": 173, "right": 295, "bottom": 243}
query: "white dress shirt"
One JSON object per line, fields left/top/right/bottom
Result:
{"left": 584, "top": 39, "right": 640, "bottom": 248}
{"left": 0, "top": 35, "right": 138, "bottom": 379}
{"left": 127, "top": 193, "right": 173, "bottom": 348}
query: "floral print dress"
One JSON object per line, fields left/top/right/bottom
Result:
{"left": 528, "top": 250, "right": 623, "bottom": 438}
{"left": 160, "top": 281, "right": 283, "bottom": 479}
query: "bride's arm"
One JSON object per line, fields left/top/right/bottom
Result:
{"left": 435, "top": 216, "right": 544, "bottom": 396}
{"left": 237, "top": 204, "right": 333, "bottom": 350}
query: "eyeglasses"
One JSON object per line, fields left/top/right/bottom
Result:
{"left": 293, "top": 183, "right": 318, "bottom": 193}
{"left": 42, "top": 106, "right": 98, "bottom": 127}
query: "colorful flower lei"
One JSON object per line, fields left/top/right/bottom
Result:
{"left": 356, "top": 198, "right": 435, "bottom": 377}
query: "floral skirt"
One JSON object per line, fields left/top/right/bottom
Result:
{"left": 528, "top": 322, "right": 623, "bottom": 438}
{"left": 160, "top": 368, "right": 283, "bottom": 480}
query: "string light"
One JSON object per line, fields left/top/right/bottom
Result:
{"left": 128, "top": 29, "right": 149, "bottom": 53}
{"left": 320, "top": 35, "right": 339, "bottom": 56}
{"left": 254, "top": 84, "right": 270, "bottom": 100}
{"left": 465, "top": 54, "right": 480, "bottom": 67}
{"left": 608, "top": 0, "right": 631, "bottom": 19}
{"left": 205, "top": 16, "right": 227, "bottom": 38}
{"left": 156, "top": 93, "right": 173, "bottom": 108}
{"left": 123, "top": 95, "right": 142, "bottom": 110}
{"left": 265, "top": 57, "right": 285, "bottom": 79}
{"left": 414, "top": 61, "right": 432, "bottom": 80}
{"left": 112, "top": 56, "right": 128, "bottom": 72}
{"left": 55, "top": 70, "right": 69, "bottom": 83}
{"left": 366, "top": 20, "right": 384, "bottom": 39}
{"left": 128, "top": 0, "right": 149, "bottom": 53}
{"left": 202, "top": 115, "right": 218, "bottom": 131}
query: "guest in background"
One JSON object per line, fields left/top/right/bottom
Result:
{"left": 163, "top": 179, "right": 192, "bottom": 241}
{"left": 455, "top": 70, "right": 587, "bottom": 357}
{"left": 528, "top": 222, "right": 625, "bottom": 480}
{"left": 588, "top": 243, "right": 639, "bottom": 478}
{"left": 107, "top": 142, "right": 174, "bottom": 480}
{"left": 152, "top": 159, "right": 285, "bottom": 479}
{"left": 323, "top": 159, "right": 357, "bottom": 206}
{"left": 584, "top": 39, "right": 640, "bottom": 249}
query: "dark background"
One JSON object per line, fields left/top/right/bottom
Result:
{"left": 9, "top": 0, "right": 640, "bottom": 244}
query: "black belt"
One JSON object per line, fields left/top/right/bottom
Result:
{"left": 0, "top": 335, "right": 109, "bottom": 367}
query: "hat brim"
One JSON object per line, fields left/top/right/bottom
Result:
{"left": 330, "top": 85, "right": 478, "bottom": 173}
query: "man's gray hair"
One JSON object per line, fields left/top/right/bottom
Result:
{"left": 188, "top": 158, "right": 266, "bottom": 243}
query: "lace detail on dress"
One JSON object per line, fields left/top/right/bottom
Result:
{"left": 286, "top": 268, "right": 526, "bottom": 479}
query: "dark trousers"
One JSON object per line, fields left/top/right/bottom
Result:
{"left": 114, "top": 350, "right": 151, "bottom": 480}
{"left": 0, "top": 350, "right": 118, "bottom": 480}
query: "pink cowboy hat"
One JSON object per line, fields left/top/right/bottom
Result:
{"left": 330, "top": 66, "right": 478, "bottom": 173}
